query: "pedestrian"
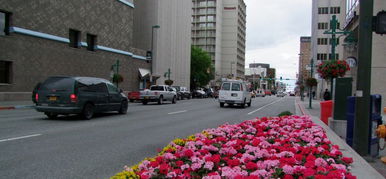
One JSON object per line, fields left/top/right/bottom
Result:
{"left": 323, "top": 89, "right": 331, "bottom": 101}
{"left": 312, "top": 91, "right": 316, "bottom": 99}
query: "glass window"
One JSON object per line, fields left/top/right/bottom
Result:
{"left": 107, "top": 83, "right": 119, "bottom": 94}
{"left": 207, "top": 16, "right": 214, "bottom": 21}
{"left": 0, "top": 61, "right": 11, "bottom": 83}
{"left": 86, "top": 34, "right": 97, "bottom": 51}
{"left": 69, "top": 29, "right": 81, "bottom": 48}
{"left": 150, "top": 86, "right": 165, "bottom": 91}
{"left": 231, "top": 83, "right": 241, "bottom": 91}
{"left": 0, "top": 12, "right": 5, "bottom": 36}
{"left": 40, "top": 77, "right": 75, "bottom": 91}
{"left": 79, "top": 82, "right": 108, "bottom": 93}
{"left": 221, "top": 83, "right": 230, "bottom": 90}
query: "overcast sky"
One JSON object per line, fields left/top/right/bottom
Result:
{"left": 244, "top": 0, "right": 312, "bottom": 87}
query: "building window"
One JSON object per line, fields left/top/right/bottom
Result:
{"left": 86, "top": 34, "right": 97, "bottom": 51}
{"left": 318, "top": 22, "right": 328, "bottom": 30}
{"left": 318, "top": 7, "right": 328, "bottom": 14}
{"left": 329, "top": 38, "right": 340, "bottom": 45}
{"left": 330, "top": 7, "right": 340, "bottom": 14}
{"left": 317, "top": 38, "right": 328, "bottom": 45}
{"left": 0, "top": 11, "right": 11, "bottom": 36}
{"left": 317, "top": 53, "right": 327, "bottom": 60}
{"left": 329, "top": 54, "right": 339, "bottom": 60}
{"left": 0, "top": 61, "right": 12, "bottom": 84}
{"left": 69, "top": 29, "right": 81, "bottom": 48}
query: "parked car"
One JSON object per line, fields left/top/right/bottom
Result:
{"left": 255, "top": 89, "right": 266, "bottom": 97}
{"left": 128, "top": 91, "right": 140, "bottom": 102}
{"left": 276, "top": 92, "right": 285, "bottom": 97}
{"left": 34, "top": 76, "right": 128, "bottom": 119}
{"left": 192, "top": 89, "right": 207, "bottom": 98}
{"left": 140, "top": 85, "right": 177, "bottom": 105}
{"left": 179, "top": 86, "right": 192, "bottom": 99}
{"left": 265, "top": 90, "right": 272, "bottom": 96}
{"left": 204, "top": 88, "right": 215, "bottom": 98}
{"left": 289, "top": 91, "right": 296, "bottom": 96}
{"left": 218, "top": 80, "right": 252, "bottom": 108}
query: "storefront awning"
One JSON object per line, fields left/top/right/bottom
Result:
{"left": 139, "top": 68, "right": 151, "bottom": 78}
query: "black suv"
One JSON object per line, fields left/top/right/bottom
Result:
{"left": 34, "top": 76, "right": 128, "bottom": 119}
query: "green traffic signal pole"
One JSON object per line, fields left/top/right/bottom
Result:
{"left": 353, "top": 0, "right": 373, "bottom": 156}
{"left": 309, "top": 58, "right": 314, "bottom": 109}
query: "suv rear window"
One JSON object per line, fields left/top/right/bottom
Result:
{"left": 231, "top": 83, "right": 241, "bottom": 91}
{"left": 221, "top": 83, "right": 230, "bottom": 90}
{"left": 40, "top": 77, "right": 74, "bottom": 91}
{"left": 150, "top": 86, "right": 164, "bottom": 91}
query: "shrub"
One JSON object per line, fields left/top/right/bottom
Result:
{"left": 278, "top": 111, "right": 293, "bottom": 117}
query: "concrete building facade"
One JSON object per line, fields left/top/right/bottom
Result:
{"left": 133, "top": 0, "right": 192, "bottom": 89}
{"left": 192, "top": 0, "right": 246, "bottom": 81}
{"left": 0, "top": 0, "right": 149, "bottom": 101}
{"left": 342, "top": 0, "right": 386, "bottom": 107}
{"left": 311, "top": 0, "right": 346, "bottom": 98}
{"left": 298, "top": 37, "right": 312, "bottom": 83}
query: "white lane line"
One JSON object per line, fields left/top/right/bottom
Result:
{"left": 168, "top": 110, "right": 188, "bottom": 115}
{"left": 247, "top": 98, "right": 285, "bottom": 115}
{"left": 0, "top": 134, "right": 42, "bottom": 143}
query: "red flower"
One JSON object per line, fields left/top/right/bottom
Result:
{"left": 227, "top": 159, "right": 240, "bottom": 167}
{"left": 341, "top": 157, "right": 353, "bottom": 164}
{"left": 283, "top": 175, "right": 294, "bottom": 179}
{"left": 184, "top": 149, "right": 194, "bottom": 158}
{"left": 245, "top": 162, "right": 258, "bottom": 170}
{"left": 175, "top": 160, "right": 184, "bottom": 167}
{"left": 303, "top": 168, "right": 315, "bottom": 177}
{"left": 159, "top": 164, "right": 169, "bottom": 175}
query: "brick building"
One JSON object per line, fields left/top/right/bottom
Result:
{"left": 0, "top": 0, "right": 149, "bottom": 101}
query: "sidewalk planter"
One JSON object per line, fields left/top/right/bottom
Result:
{"left": 112, "top": 115, "right": 355, "bottom": 179}
{"left": 316, "top": 60, "right": 350, "bottom": 80}
{"left": 320, "top": 100, "right": 334, "bottom": 125}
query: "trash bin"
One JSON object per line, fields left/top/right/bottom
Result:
{"left": 320, "top": 100, "right": 333, "bottom": 125}
{"left": 346, "top": 96, "right": 356, "bottom": 147}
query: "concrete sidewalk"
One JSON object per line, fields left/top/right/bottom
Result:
{"left": 295, "top": 96, "right": 385, "bottom": 178}
{"left": 0, "top": 101, "right": 34, "bottom": 110}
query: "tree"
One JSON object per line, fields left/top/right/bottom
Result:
{"left": 190, "top": 46, "right": 214, "bottom": 89}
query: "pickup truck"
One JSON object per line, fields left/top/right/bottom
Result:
{"left": 140, "top": 85, "right": 177, "bottom": 105}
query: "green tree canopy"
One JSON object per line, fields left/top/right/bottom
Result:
{"left": 191, "top": 46, "right": 214, "bottom": 89}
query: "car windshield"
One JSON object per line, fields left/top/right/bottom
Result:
{"left": 231, "top": 83, "right": 241, "bottom": 91}
{"left": 40, "top": 77, "right": 74, "bottom": 91}
{"left": 172, "top": 86, "right": 180, "bottom": 91}
{"left": 150, "top": 86, "right": 164, "bottom": 91}
{"left": 221, "top": 83, "right": 230, "bottom": 90}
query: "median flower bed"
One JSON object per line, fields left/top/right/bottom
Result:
{"left": 112, "top": 115, "right": 356, "bottom": 179}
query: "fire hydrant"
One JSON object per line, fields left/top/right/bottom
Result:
{"left": 376, "top": 124, "right": 386, "bottom": 163}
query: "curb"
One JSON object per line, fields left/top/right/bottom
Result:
{"left": 0, "top": 105, "right": 34, "bottom": 110}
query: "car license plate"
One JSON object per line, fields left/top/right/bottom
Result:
{"left": 144, "top": 96, "right": 149, "bottom": 99}
{"left": 231, "top": 93, "right": 237, "bottom": 97}
{"left": 49, "top": 96, "right": 57, "bottom": 101}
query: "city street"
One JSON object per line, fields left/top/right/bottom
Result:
{"left": 0, "top": 96, "right": 295, "bottom": 179}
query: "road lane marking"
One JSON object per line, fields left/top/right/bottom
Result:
{"left": 247, "top": 98, "right": 285, "bottom": 115}
{"left": 168, "top": 110, "right": 187, "bottom": 115}
{"left": 0, "top": 134, "right": 42, "bottom": 143}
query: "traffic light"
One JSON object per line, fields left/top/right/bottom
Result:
{"left": 375, "top": 11, "right": 386, "bottom": 34}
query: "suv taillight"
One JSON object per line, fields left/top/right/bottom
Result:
{"left": 35, "top": 94, "right": 39, "bottom": 102}
{"left": 70, "top": 94, "right": 77, "bottom": 103}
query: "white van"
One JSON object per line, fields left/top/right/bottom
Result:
{"left": 218, "top": 80, "right": 252, "bottom": 108}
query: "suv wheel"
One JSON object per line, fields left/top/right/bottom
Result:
{"left": 45, "top": 112, "right": 58, "bottom": 119}
{"left": 172, "top": 96, "right": 177, "bottom": 104}
{"left": 142, "top": 100, "right": 148, "bottom": 105}
{"left": 247, "top": 99, "right": 252, "bottom": 107}
{"left": 220, "top": 102, "right": 224, "bottom": 107}
{"left": 119, "top": 100, "right": 128, "bottom": 114}
{"left": 241, "top": 99, "right": 246, "bottom": 108}
{"left": 82, "top": 103, "right": 94, "bottom": 120}
{"left": 158, "top": 96, "right": 163, "bottom": 105}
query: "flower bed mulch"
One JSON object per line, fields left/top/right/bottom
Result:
{"left": 112, "top": 115, "right": 356, "bottom": 179}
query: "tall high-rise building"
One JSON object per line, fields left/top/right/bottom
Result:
{"left": 298, "top": 37, "right": 312, "bottom": 83}
{"left": 311, "top": 0, "right": 345, "bottom": 98}
{"left": 192, "top": 0, "right": 246, "bottom": 81}
{"left": 133, "top": 0, "right": 192, "bottom": 89}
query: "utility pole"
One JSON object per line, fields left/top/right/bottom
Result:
{"left": 309, "top": 58, "right": 314, "bottom": 109}
{"left": 353, "top": 0, "right": 373, "bottom": 156}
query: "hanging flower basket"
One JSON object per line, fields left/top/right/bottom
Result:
{"left": 305, "top": 77, "right": 318, "bottom": 87}
{"left": 164, "top": 79, "right": 174, "bottom": 86}
{"left": 317, "top": 60, "right": 350, "bottom": 79}
{"left": 113, "top": 74, "right": 124, "bottom": 83}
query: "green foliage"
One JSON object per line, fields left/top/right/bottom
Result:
{"left": 278, "top": 111, "right": 293, "bottom": 117}
{"left": 112, "top": 74, "right": 123, "bottom": 83}
{"left": 305, "top": 77, "right": 318, "bottom": 87}
{"left": 191, "top": 46, "right": 214, "bottom": 89}
{"left": 164, "top": 79, "right": 174, "bottom": 86}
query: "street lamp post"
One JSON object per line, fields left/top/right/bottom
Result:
{"left": 150, "top": 25, "right": 160, "bottom": 84}
{"left": 309, "top": 58, "right": 314, "bottom": 109}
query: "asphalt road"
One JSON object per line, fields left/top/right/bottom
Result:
{"left": 0, "top": 96, "right": 295, "bottom": 179}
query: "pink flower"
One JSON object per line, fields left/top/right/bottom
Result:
{"left": 315, "top": 158, "right": 327, "bottom": 167}
{"left": 204, "top": 161, "right": 214, "bottom": 170}
{"left": 282, "top": 165, "right": 294, "bottom": 175}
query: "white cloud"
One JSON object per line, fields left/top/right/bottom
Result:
{"left": 245, "top": 0, "right": 312, "bottom": 82}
